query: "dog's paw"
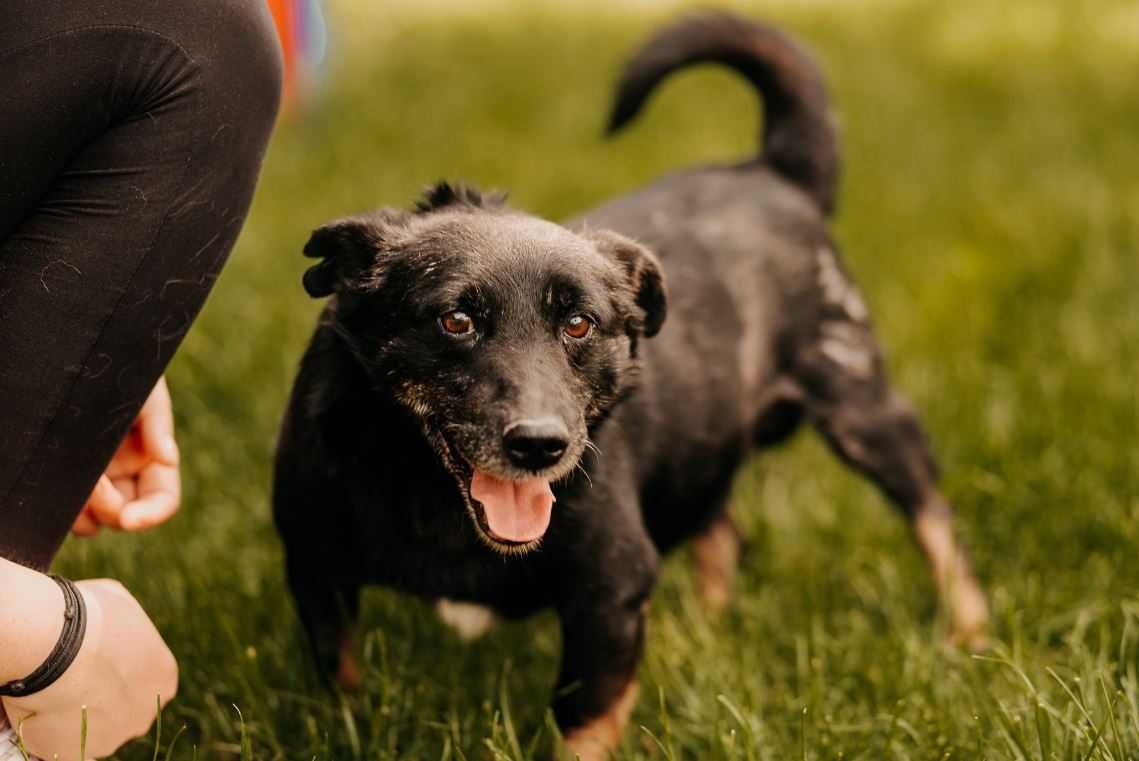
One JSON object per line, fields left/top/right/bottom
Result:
{"left": 436, "top": 598, "right": 497, "bottom": 640}
{"left": 691, "top": 512, "right": 740, "bottom": 615}
{"left": 561, "top": 680, "right": 639, "bottom": 761}
{"left": 944, "top": 577, "right": 992, "bottom": 654}
{"left": 337, "top": 635, "right": 364, "bottom": 691}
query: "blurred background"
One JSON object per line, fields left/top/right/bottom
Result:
{"left": 58, "top": 0, "right": 1139, "bottom": 758}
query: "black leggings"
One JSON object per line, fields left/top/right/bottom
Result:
{"left": 0, "top": 0, "right": 282, "bottom": 570}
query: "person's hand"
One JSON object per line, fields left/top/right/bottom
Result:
{"left": 1, "top": 579, "right": 178, "bottom": 761}
{"left": 73, "top": 377, "right": 181, "bottom": 535}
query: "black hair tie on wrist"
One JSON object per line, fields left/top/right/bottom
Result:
{"left": 0, "top": 576, "right": 87, "bottom": 698}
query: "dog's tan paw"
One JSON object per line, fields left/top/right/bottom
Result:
{"left": 913, "top": 500, "right": 991, "bottom": 653}
{"left": 436, "top": 598, "right": 497, "bottom": 640}
{"left": 944, "top": 574, "right": 991, "bottom": 653}
{"left": 692, "top": 512, "right": 740, "bottom": 614}
{"left": 337, "top": 635, "right": 363, "bottom": 691}
{"left": 562, "top": 680, "right": 639, "bottom": 761}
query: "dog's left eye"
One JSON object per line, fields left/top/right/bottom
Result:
{"left": 563, "top": 314, "right": 593, "bottom": 340}
{"left": 440, "top": 310, "right": 475, "bottom": 336}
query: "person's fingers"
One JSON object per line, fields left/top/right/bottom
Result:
{"left": 137, "top": 377, "right": 179, "bottom": 466}
{"left": 71, "top": 508, "right": 101, "bottom": 537}
{"left": 86, "top": 475, "right": 127, "bottom": 529}
{"left": 105, "top": 429, "right": 148, "bottom": 479}
{"left": 87, "top": 473, "right": 121, "bottom": 510}
{"left": 119, "top": 462, "right": 181, "bottom": 531}
{"left": 112, "top": 477, "right": 138, "bottom": 502}
{"left": 103, "top": 379, "right": 178, "bottom": 486}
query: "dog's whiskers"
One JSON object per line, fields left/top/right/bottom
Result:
{"left": 584, "top": 438, "right": 602, "bottom": 457}
{"left": 574, "top": 460, "right": 594, "bottom": 488}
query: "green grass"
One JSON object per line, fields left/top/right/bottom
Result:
{"left": 55, "top": 0, "right": 1139, "bottom": 758}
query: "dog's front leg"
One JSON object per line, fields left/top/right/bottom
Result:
{"left": 284, "top": 552, "right": 364, "bottom": 689}
{"left": 555, "top": 599, "right": 647, "bottom": 760}
{"left": 552, "top": 551, "right": 657, "bottom": 761}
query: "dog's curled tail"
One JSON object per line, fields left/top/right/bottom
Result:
{"left": 607, "top": 12, "right": 839, "bottom": 215}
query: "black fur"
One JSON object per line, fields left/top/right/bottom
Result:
{"left": 608, "top": 12, "right": 839, "bottom": 215}
{"left": 275, "top": 12, "right": 980, "bottom": 743}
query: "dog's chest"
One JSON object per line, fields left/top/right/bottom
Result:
{"left": 364, "top": 539, "right": 550, "bottom": 615}
{"left": 345, "top": 479, "right": 550, "bottom": 614}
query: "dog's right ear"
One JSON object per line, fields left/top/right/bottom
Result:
{"left": 302, "top": 214, "right": 403, "bottom": 298}
{"left": 584, "top": 229, "right": 668, "bottom": 338}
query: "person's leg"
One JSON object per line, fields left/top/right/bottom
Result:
{"left": 0, "top": 0, "right": 282, "bottom": 570}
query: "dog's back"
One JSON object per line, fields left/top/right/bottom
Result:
{"left": 570, "top": 14, "right": 844, "bottom": 549}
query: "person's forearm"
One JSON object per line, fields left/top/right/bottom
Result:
{"left": 0, "top": 558, "right": 64, "bottom": 684}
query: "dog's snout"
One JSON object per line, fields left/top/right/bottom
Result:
{"left": 503, "top": 418, "right": 569, "bottom": 470}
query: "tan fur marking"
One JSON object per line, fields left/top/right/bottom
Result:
{"left": 914, "top": 498, "right": 990, "bottom": 651}
{"left": 692, "top": 512, "right": 740, "bottom": 613}
{"left": 337, "top": 635, "right": 363, "bottom": 690}
{"left": 563, "top": 680, "right": 639, "bottom": 761}
{"left": 816, "top": 245, "right": 869, "bottom": 322}
{"left": 819, "top": 322, "right": 875, "bottom": 378}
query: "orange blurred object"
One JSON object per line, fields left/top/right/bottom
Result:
{"left": 267, "top": 0, "right": 297, "bottom": 105}
{"left": 267, "top": 0, "right": 326, "bottom": 111}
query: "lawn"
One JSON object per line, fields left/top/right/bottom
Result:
{"left": 55, "top": 0, "right": 1139, "bottom": 758}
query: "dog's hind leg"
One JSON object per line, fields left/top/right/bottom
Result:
{"left": 794, "top": 321, "right": 989, "bottom": 650}
{"left": 692, "top": 509, "right": 741, "bottom": 614}
{"left": 687, "top": 378, "right": 805, "bottom": 614}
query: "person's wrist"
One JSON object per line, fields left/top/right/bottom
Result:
{"left": 0, "top": 560, "right": 66, "bottom": 684}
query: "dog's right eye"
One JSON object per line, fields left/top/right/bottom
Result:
{"left": 439, "top": 310, "right": 475, "bottom": 336}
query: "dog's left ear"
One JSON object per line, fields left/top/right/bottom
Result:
{"left": 302, "top": 212, "right": 405, "bottom": 298}
{"left": 586, "top": 229, "right": 668, "bottom": 337}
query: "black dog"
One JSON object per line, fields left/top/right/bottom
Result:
{"left": 274, "top": 13, "right": 988, "bottom": 759}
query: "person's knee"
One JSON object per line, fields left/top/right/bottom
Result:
{"left": 194, "top": 0, "right": 284, "bottom": 135}
{"left": 99, "top": 0, "right": 283, "bottom": 133}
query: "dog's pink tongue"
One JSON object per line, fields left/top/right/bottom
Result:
{"left": 470, "top": 469, "right": 554, "bottom": 543}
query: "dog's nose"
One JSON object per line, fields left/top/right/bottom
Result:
{"left": 503, "top": 418, "right": 569, "bottom": 470}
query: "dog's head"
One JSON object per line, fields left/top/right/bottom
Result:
{"left": 303, "top": 183, "right": 666, "bottom": 554}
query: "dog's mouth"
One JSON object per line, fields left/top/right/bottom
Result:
{"left": 435, "top": 432, "right": 556, "bottom": 554}
{"left": 470, "top": 469, "right": 555, "bottom": 546}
